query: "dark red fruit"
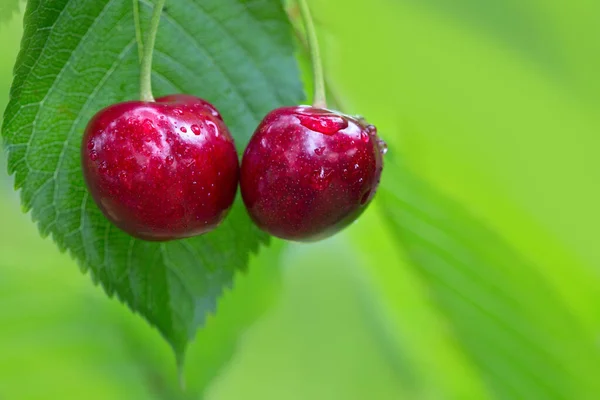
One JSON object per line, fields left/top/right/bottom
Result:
{"left": 240, "top": 106, "right": 386, "bottom": 241}
{"left": 81, "top": 95, "right": 239, "bottom": 241}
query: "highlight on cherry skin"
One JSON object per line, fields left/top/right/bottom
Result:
{"left": 240, "top": 105, "right": 386, "bottom": 241}
{"left": 81, "top": 94, "right": 239, "bottom": 241}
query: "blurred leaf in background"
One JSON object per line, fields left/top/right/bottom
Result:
{"left": 2, "top": 0, "right": 600, "bottom": 399}
{"left": 0, "top": 0, "right": 21, "bottom": 26}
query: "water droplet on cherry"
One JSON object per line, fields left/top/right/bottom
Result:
{"left": 377, "top": 139, "right": 388, "bottom": 155}
{"left": 310, "top": 167, "right": 334, "bottom": 189}
{"left": 191, "top": 124, "right": 201, "bottom": 135}
{"left": 297, "top": 112, "right": 348, "bottom": 135}
{"left": 314, "top": 146, "right": 325, "bottom": 156}
{"left": 360, "top": 131, "right": 370, "bottom": 143}
{"left": 207, "top": 121, "right": 218, "bottom": 137}
{"left": 180, "top": 126, "right": 187, "bottom": 133}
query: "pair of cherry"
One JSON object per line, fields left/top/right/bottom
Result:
{"left": 81, "top": 95, "right": 385, "bottom": 242}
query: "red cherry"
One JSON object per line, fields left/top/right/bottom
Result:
{"left": 81, "top": 95, "right": 239, "bottom": 241}
{"left": 240, "top": 106, "right": 385, "bottom": 241}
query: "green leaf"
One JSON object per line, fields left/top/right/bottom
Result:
{"left": 1, "top": 0, "right": 303, "bottom": 359}
{"left": 379, "top": 157, "right": 600, "bottom": 399}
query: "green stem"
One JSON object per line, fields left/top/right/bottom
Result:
{"left": 140, "top": 0, "right": 166, "bottom": 102}
{"left": 176, "top": 354, "right": 186, "bottom": 392}
{"left": 296, "top": 0, "right": 327, "bottom": 108}
{"left": 133, "top": 0, "right": 144, "bottom": 62}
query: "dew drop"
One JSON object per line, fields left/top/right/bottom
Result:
{"left": 314, "top": 146, "right": 326, "bottom": 156}
{"left": 173, "top": 108, "right": 183, "bottom": 115}
{"left": 366, "top": 124, "right": 377, "bottom": 136}
{"left": 166, "top": 155, "right": 174, "bottom": 165}
{"left": 377, "top": 139, "right": 388, "bottom": 155}
{"left": 180, "top": 126, "right": 187, "bottom": 133}
{"left": 354, "top": 163, "right": 360, "bottom": 170}
{"left": 207, "top": 121, "right": 218, "bottom": 137}
{"left": 142, "top": 119, "right": 155, "bottom": 130}
{"left": 360, "top": 131, "right": 370, "bottom": 143}
{"left": 297, "top": 113, "right": 348, "bottom": 135}
{"left": 310, "top": 166, "right": 334, "bottom": 190}
{"left": 87, "top": 141, "right": 95, "bottom": 150}
{"left": 99, "top": 161, "right": 108, "bottom": 173}
{"left": 191, "top": 124, "right": 201, "bottom": 135}
{"left": 89, "top": 151, "right": 98, "bottom": 161}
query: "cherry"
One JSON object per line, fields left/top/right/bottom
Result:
{"left": 81, "top": 95, "right": 239, "bottom": 241}
{"left": 240, "top": 106, "right": 386, "bottom": 241}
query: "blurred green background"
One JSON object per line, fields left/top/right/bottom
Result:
{"left": 1, "top": 0, "right": 600, "bottom": 399}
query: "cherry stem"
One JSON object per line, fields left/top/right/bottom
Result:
{"left": 297, "top": 0, "right": 327, "bottom": 109}
{"left": 133, "top": 0, "right": 144, "bottom": 62}
{"left": 139, "top": 0, "right": 166, "bottom": 102}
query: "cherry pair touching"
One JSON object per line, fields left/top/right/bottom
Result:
{"left": 81, "top": 0, "right": 386, "bottom": 242}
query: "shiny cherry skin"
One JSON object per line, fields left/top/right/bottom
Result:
{"left": 240, "top": 106, "right": 386, "bottom": 241}
{"left": 81, "top": 95, "right": 239, "bottom": 241}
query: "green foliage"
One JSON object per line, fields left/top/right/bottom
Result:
{"left": 1, "top": 0, "right": 600, "bottom": 398}
{"left": 1, "top": 0, "right": 303, "bottom": 359}
{"left": 380, "top": 157, "right": 600, "bottom": 398}
{"left": 313, "top": 0, "right": 600, "bottom": 398}
{"left": 0, "top": 0, "right": 21, "bottom": 25}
